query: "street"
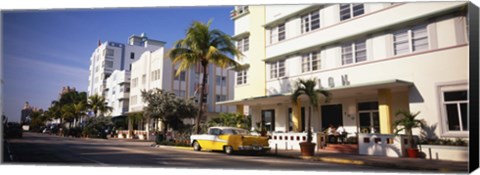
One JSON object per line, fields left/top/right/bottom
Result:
{"left": 4, "top": 132, "right": 393, "bottom": 172}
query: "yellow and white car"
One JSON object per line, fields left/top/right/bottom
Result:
{"left": 190, "top": 127, "right": 270, "bottom": 154}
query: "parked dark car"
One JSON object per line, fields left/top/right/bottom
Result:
{"left": 5, "top": 122, "right": 23, "bottom": 138}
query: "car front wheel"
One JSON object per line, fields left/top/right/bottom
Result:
{"left": 193, "top": 141, "right": 201, "bottom": 151}
{"left": 224, "top": 146, "right": 233, "bottom": 155}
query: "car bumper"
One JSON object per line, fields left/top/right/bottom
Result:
{"left": 238, "top": 145, "right": 271, "bottom": 151}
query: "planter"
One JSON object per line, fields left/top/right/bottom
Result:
{"left": 406, "top": 148, "right": 419, "bottom": 158}
{"left": 419, "top": 144, "right": 468, "bottom": 162}
{"left": 299, "top": 142, "right": 316, "bottom": 156}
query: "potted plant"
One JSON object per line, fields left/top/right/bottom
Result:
{"left": 291, "top": 78, "right": 330, "bottom": 156}
{"left": 393, "top": 110, "right": 424, "bottom": 158}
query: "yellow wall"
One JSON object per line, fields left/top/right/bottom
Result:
{"left": 234, "top": 6, "right": 267, "bottom": 100}
{"left": 378, "top": 89, "right": 393, "bottom": 134}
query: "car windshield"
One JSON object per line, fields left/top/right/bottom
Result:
{"left": 222, "top": 128, "right": 249, "bottom": 135}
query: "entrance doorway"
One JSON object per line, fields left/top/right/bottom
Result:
{"left": 288, "top": 107, "right": 305, "bottom": 132}
{"left": 261, "top": 110, "right": 275, "bottom": 132}
{"left": 357, "top": 102, "right": 379, "bottom": 133}
{"left": 321, "top": 104, "right": 343, "bottom": 130}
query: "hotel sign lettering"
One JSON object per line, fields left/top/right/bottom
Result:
{"left": 319, "top": 74, "right": 350, "bottom": 88}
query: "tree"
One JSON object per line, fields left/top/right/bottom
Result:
{"left": 82, "top": 116, "right": 112, "bottom": 139}
{"left": 87, "top": 94, "right": 112, "bottom": 117}
{"left": 141, "top": 89, "right": 198, "bottom": 136}
{"left": 207, "top": 113, "right": 250, "bottom": 130}
{"left": 169, "top": 20, "right": 242, "bottom": 134}
{"left": 50, "top": 90, "right": 88, "bottom": 128}
{"left": 291, "top": 78, "right": 330, "bottom": 143}
{"left": 393, "top": 110, "right": 424, "bottom": 149}
{"left": 29, "top": 110, "right": 48, "bottom": 131}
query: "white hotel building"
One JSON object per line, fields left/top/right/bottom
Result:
{"left": 105, "top": 70, "right": 131, "bottom": 118}
{"left": 88, "top": 33, "right": 164, "bottom": 98}
{"left": 128, "top": 46, "right": 237, "bottom": 122}
{"left": 221, "top": 2, "right": 470, "bottom": 147}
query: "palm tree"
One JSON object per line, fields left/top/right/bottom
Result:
{"left": 291, "top": 78, "right": 330, "bottom": 143}
{"left": 169, "top": 20, "right": 242, "bottom": 134}
{"left": 72, "top": 102, "right": 87, "bottom": 127}
{"left": 88, "top": 95, "right": 112, "bottom": 117}
{"left": 393, "top": 110, "right": 424, "bottom": 149}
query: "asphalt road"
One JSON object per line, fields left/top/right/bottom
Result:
{"left": 4, "top": 132, "right": 393, "bottom": 172}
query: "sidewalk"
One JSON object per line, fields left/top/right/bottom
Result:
{"left": 107, "top": 137, "right": 468, "bottom": 173}
{"left": 268, "top": 149, "right": 468, "bottom": 173}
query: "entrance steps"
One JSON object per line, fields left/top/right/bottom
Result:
{"left": 318, "top": 144, "right": 358, "bottom": 154}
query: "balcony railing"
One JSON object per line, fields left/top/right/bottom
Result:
{"left": 230, "top": 6, "right": 249, "bottom": 19}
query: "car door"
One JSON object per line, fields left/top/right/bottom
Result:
{"left": 213, "top": 129, "right": 229, "bottom": 150}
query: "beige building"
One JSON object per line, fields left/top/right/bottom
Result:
{"left": 220, "top": 2, "right": 470, "bottom": 144}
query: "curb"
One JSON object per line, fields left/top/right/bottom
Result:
{"left": 150, "top": 144, "right": 464, "bottom": 172}
{"left": 151, "top": 144, "right": 193, "bottom": 151}
{"left": 272, "top": 153, "right": 460, "bottom": 172}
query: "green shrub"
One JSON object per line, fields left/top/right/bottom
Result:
{"left": 420, "top": 138, "right": 467, "bottom": 146}
{"left": 82, "top": 117, "right": 111, "bottom": 139}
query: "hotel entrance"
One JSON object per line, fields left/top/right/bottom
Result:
{"left": 321, "top": 104, "right": 343, "bottom": 130}
{"left": 357, "top": 102, "right": 380, "bottom": 133}
{"left": 261, "top": 110, "right": 275, "bottom": 132}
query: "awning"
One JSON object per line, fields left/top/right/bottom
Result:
{"left": 216, "top": 79, "right": 413, "bottom": 106}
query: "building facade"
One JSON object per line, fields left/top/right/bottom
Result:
{"left": 88, "top": 33, "right": 165, "bottom": 97}
{"left": 129, "top": 47, "right": 237, "bottom": 122}
{"left": 222, "top": 2, "right": 469, "bottom": 141}
{"left": 105, "top": 70, "right": 131, "bottom": 118}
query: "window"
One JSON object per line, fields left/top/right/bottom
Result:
{"left": 106, "top": 48, "right": 114, "bottom": 57}
{"left": 151, "top": 69, "right": 161, "bottom": 81}
{"left": 105, "top": 60, "right": 114, "bottom": 68}
{"left": 340, "top": 4, "right": 364, "bottom": 21}
{"left": 216, "top": 75, "right": 226, "bottom": 86}
{"left": 174, "top": 90, "right": 186, "bottom": 98}
{"left": 216, "top": 94, "right": 227, "bottom": 102}
{"left": 236, "top": 70, "right": 247, "bottom": 85}
{"left": 131, "top": 78, "right": 138, "bottom": 88}
{"left": 130, "top": 52, "right": 135, "bottom": 59}
{"left": 270, "top": 60, "right": 286, "bottom": 79}
{"left": 301, "top": 10, "right": 320, "bottom": 33}
{"left": 393, "top": 24, "right": 429, "bottom": 55}
{"left": 342, "top": 39, "right": 367, "bottom": 65}
{"left": 237, "top": 37, "right": 249, "bottom": 52}
{"left": 301, "top": 51, "right": 321, "bottom": 73}
{"left": 173, "top": 69, "right": 186, "bottom": 81}
{"left": 142, "top": 74, "right": 146, "bottom": 85}
{"left": 235, "top": 6, "right": 249, "bottom": 15}
{"left": 270, "top": 23, "right": 286, "bottom": 44}
{"left": 439, "top": 84, "right": 468, "bottom": 134}
{"left": 130, "top": 95, "right": 137, "bottom": 105}
{"left": 278, "top": 24, "right": 286, "bottom": 41}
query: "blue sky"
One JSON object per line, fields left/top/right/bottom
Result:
{"left": 2, "top": 6, "right": 234, "bottom": 122}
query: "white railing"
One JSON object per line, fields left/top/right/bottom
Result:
{"left": 269, "top": 132, "right": 327, "bottom": 150}
{"left": 117, "top": 130, "right": 148, "bottom": 139}
{"left": 358, "top": 133, "right": 413, "bottom": 157}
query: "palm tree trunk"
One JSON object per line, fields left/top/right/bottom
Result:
{"left": 128, "top": 117, "right": 133, "bottom": 138}
{"left": 196, "top": 61, "right": 208, "bottom": 134}
{"left": 307, "top": 106, "right": 312, "bottom": 143}
{"left": 407, "top": 129, "right": 414, "bottom": 149}
{"left": 162, "top": 120, "right": 168, "bottom": 140}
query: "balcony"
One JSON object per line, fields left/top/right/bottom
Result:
{"left": 230, "top": 6, "right": 249, "bottom": 20}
